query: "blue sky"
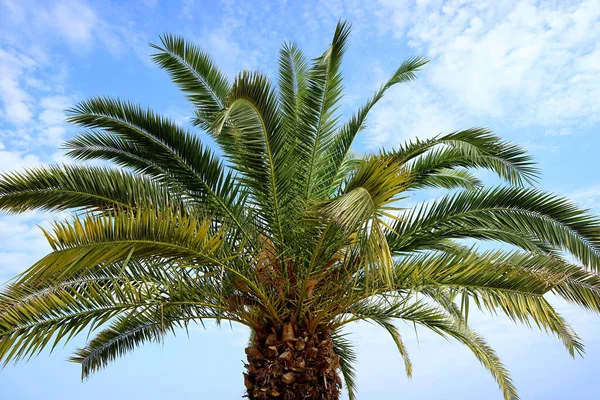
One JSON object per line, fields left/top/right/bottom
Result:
{"left": 1, "top": 0, "right": 599, "bottom": 399}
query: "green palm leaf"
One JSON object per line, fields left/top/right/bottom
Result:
{"left": 150, "top": 34, "right": 230, "bottom": 132}
{"left": 389, "top": 187, "right": 600, "bottom": 270}
{"left": 0, "top": 165, "right": 178, "bottom": 213}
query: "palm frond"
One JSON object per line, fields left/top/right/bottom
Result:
{"left": 65, "top": 98, "right": 248, "bottom": 233}
{"left": 150, "top": 34, "right": 230, "bottom": 132}
{"left": 15, "top": 208, "right": 226, "bottom": 285}
{"left": 64, "top": 131, "right": 169, "bottom": 176}
{"left": 323, "top": 56, "right": 428, "bottom": 192}
{"left": 393, "top": 249, "right": 588, "bottom": 356}
{"left": 331, "top": 330, "right": 358, "bottom": 400}
{"left": 339, "top": 300, "right": 518, "bottom": 400}
{"left": 213, "top": 71, "right": 289, "bottom": 245}
{"left": 0, "top": 278, "right": 159, "bottom": 365}
{"left": 323, "top": 156, "right": 411, "bottom": 284}
{"left": 70, "top": 309, "right": 174, "bottom": 379}
{"left": 409, "top": 167, "right": 483, "bottom": 190}
{"left": 298, "top": 20, "right": 351, "bottom": 202}
{"left": 70, "top": 305, "right": 227, "bottom": 379}
{"left": 0, "top": 165, "right": 178, "bottom": 214}
{"left": 372, "top": 318, "right": 413, "bottom": 377}
{"left": 278, "top": 42, "right": 309, "bottom": 138}
{"left": 387, "top": 128, "right": 539, "bottom": 186}
{"left": 389, "top": 187, "right": 600, "bottom": 270}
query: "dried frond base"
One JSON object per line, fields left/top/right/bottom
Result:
{"left": 244, "top": 326, "right": 341, "bottom": 399}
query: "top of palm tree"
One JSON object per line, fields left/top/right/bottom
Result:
{"left": 1, "top": 20, "right": 600, "bottom": 400}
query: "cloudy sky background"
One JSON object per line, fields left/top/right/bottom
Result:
{"left": 1, "top": 0, "right": 599, "bottom": 399}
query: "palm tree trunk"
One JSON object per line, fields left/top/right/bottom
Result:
{"left": 244, "top": 324, "right": 341, "bottom": 399}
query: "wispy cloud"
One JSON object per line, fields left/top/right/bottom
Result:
{"left": 0, "top": 149, "right": 41, "bottom": 172}
{"left": 0, "top": 212, "right": 52, "bottom": 282}
{"left": 0, "top": 48, "right": 36, "bottom": 125}
{"left": 570, "top": 184, "right": 600, "bottom": 211}
{"left": 365, "top": 0, "right": 600, "bottom": 148}
{"left": 1, "top": 0, "right": 151, "bottom": 59}
{"left": 0, "top": 46, "right": 71, "bottom": 161}
{"left": 0, "top": 0, "right": 154, "bottom": 163}
{"left": 363, "top": 79, "right": 468, "bottom": 149}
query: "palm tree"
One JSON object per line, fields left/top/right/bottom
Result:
{"left": 1, "top": 21, "right": 599, "bottom": 400}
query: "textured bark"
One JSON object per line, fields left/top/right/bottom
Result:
{"left": 244, "top": 323, "right": 341, "bottom": 399}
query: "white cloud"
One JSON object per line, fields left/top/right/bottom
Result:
{"left": 40, "top": 126, "right": 67, "bottom": 146}
{"left": 38, "top": 1, "right": 137, "bottom": 57}
{"left": 0, "top": 213, "right": 52, "bottom": 280}
{"left": 49, "top": 2, "right": 99, "bottom": 48}
{"left": 39, "top": 96, "right": 70, "bottom": 126}
{"left": 0, "top": 51, "right": 71, "bottom": 151}
{"left": 0, "top": 48, "right": 36, "bottom": 125}
{"left": 0, "top": 149, "right": 41, "bottom": 172}
{"left": 0, "top": 0, "right": 158, "bottom": 287}
{"left": 545, "top": 128, "right": 571, "bottom": 136}
{"left": 370, "top": 0, "right": 600, "bottom": 149}
{"left": 365, "top": 81, "right": 463, "bottom": 148}
{"left": 0, "top": 1, "right": 126, "bottom": 154}
{"left": 181, "top": 0, "right": 195, "bottom": 19}
{"left": 207, "top": 32, "right": 242, "bottom": 72}
{"left": 570, "top": 184, "right": 600, "bottom": 211}
{"left": 1, "top": 0, "right": 148, "bottom": 60}
{"left": 165, "top": 105, "right": 193, "bottom": 127}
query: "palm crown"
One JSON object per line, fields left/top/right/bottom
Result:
{"left": 1, "top": 21, "right": 600, "bottom": 400}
